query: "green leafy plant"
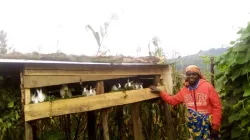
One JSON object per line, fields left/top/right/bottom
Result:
{"left": 215, "top": 22, "right": 250, "bottom": 139}
{"left": 0, "top": 76, "right": 23, "bottom": 140}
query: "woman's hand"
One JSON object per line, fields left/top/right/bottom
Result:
{"left": 149, "top": 85, "right": 161, "bottom": 94}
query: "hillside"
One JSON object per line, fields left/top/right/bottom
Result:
{"left": 171, "top": 47, "right": 229, "bottom": 71}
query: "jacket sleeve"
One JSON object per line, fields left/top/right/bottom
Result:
{"left": 208, "top": 85, "right": 222, "bottom": 130}
{"left": 159, "top": 88, "right": 184, "bottom": 106}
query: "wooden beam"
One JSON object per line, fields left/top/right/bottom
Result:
{"left": 24, "top": 64, "right": 167, "bottom": 71}
{"left": 20, "top": 72, "right": 25, "bottom": 112}
{"left": 24, "top": 89, "right": 31, "bottom": 104}
{"left": 24, "top": 75, "right": 133, "bottom": 88}
{"left": 24, "top": 86, "right": 165, "bottom": 121}
{"left": 24, "top": 88, "right": 33, "bottom": 140}
{"left": 24, "top": 65, "right": 164, "bottom": 76}
{"left": 131, "top": 103, "right": 144, "bottom": 140}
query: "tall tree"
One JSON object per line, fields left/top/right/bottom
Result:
{"left": 85, "top": 13, "right": 118, "bottom": 56}
{"left": 0, "top": 30, "right": 7, "bottom": 54}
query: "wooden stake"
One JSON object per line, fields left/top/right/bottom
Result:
{"left": 131, "top": 103, "right": 144, "bottom": 140}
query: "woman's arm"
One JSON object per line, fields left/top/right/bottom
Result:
{"left": 159, "top": 89, "right": 184, "bottom": 106}
{"left": 208, "top": 85, "right": 222, "bottom": 130}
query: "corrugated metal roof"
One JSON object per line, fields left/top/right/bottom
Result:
{"left": 0, "top": 59, "right": 170, "bottom": 66}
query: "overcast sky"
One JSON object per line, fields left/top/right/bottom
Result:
{"left": 1, "top": 0, "right": 250, "bottom": 57}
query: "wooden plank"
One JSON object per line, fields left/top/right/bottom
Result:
{"left": 161, "top": 66, "right": 173, "bottom": 95}
{"left": 25, "top": 123, "right": 33, "bottom": 140}
{"left": 24, "top": 66, "right": 163, "bottom": 76}
{"left": 24, "top": 64, "right": 168, "bottom": 71}
{"left": 24, "top": 86, "right": 165, "bottom": 121}
{"left": 23, "top": 75, "right": 132, "bottom": 88}
{"left": 24, "top": 68, "right": 158, "bottom": 76}
{"left": 24, "top": 89, "right": 31, "bottom": 105}
{"left": 131, "top": 103, "right": 144, "bottom": 140}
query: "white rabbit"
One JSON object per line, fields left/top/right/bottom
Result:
{"left": 88, "top": 86, "right": 96, "bottom": 96}
{"left": 82, "top": 86, "right": 88, "bottom": 96}
{"left": 31, "top": 93, "right": 39, "bottom": 104}
{"left": 37, "top": 89, "right": 46, "bottom": 103}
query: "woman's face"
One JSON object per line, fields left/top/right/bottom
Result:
{"left": 186, "top": 72, "right": 199, "bottom": 84}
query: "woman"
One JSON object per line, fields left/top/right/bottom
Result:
{"left": 150, "top": 65, "right": 222, "bottom": 140}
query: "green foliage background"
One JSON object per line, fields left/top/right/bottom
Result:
{"left": 215, "top": 22, "right": 250, "bottom": 139}
{"left": 0, "top": 76, "right": 24, "bottom": 140}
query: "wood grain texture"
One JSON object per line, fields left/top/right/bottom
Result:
{"left": 131, "top": 103, "right": 144, "bottom": 140}
{"left": 24, "top": 86, "right": 165, "bottom": 121}
{"left": 23, "top": 75, "right": 132, "bottom": 88}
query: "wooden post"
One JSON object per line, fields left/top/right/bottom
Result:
{"left": 131, "top": 103, "right": 144, "bottom": 140}
{"left": 160, "top": 66, "right": 175, "bottom": 140}
{"left": 210, "top": 57, "right": 215, "bottom": 87}
{"left": 24, "top": 89, "right": 33, "bottom": 140}
{"left": 20, "top": 72, "right": 24, "bottom": 116}
{"left": 97, "top": 81, "right": 110, "bottom": 140}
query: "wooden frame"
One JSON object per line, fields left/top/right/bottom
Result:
{"left": 20, "top": 63, "right": 172, "bottom": 140}
{"left": 23, "top": 64, "right": 167, "bottom": 88}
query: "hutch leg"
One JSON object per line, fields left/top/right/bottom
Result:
{"left": 24, "top": 89, "right": 33, "bottom": 140}
{"left": 131, "top": 103, "right": 144, "bottom": 140}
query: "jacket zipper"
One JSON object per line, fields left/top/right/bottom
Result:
{"left": 193, "top": 90, "right": 197, "bottom": 111}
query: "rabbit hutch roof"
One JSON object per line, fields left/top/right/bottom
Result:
{"left": 0, "top": 56, "right": 170, "bottom": 74}
{"left": 0, "top": 55, "right": 170, "bottom": 65}
{"left": 0, "top": 57, "right": 171, "bottom": 88}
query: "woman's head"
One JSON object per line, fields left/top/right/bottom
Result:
{"left": 185, "top": 65, "right": 205, "bottom": 86}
